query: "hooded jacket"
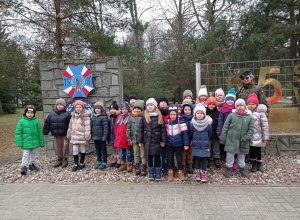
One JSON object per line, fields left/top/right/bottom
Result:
{"left": 165, "top": 117, "right": 190, "bottom": 147}
{"left": 90, "top": 105, "right": 108, "bottom": 141}
{"left": 43, "top": 108, "right": 71, "bottom": 136}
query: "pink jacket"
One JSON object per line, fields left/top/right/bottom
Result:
{"left": 67, "top": 113, "right": 91, "bottom": 145}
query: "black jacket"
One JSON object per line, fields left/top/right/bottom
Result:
{"left": 43, "top": 109, "right": 71, "bottom": 136}
{"left": 206, "top": 107, "right": 220, "bottom": 140}
{"left": 137, "top": 115, "right": 167, "bottom": 155}
{"left": 90, "top": 111, "right": 108, "bottom": 141}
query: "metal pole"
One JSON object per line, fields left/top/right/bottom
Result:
{"left": 196, "top": 63, "right": 201, "bottom": 95}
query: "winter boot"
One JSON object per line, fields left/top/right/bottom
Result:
{"left": 256, "top": 161, "right": 264, "bottom": 172}
{"left": 186, "top": 163, "right": 194, "bottom": 174}
{"left": 72, "top": 155, "right": 79, "bottom": 172}
{"left": 94, "top": 162, "right": 102, "bottom": 169}
{"left": 135, "top": 163, "right": 141, "bottom": 175}
{"left": 148, "top": 167, "right": 155, "bottom": 181}
{"left": 99, "top": 163, "right": 107, "bottom": 170}
{"left": 178, "top": 170, "right": 185, "bottom": 180}
{"left": 53, "top": 159, "right": 62, "bottom": 168}
{"left": 109, "top": 162, "right": 116, "bottom": 167}
{"left": 168, "top": 169, "right": 173, "bottom": 181}
{"left": 127, "top": 162, "right": 133, "bottom": 172}
{"left": 141, "top": 163, "right": 147, "bottom": 176}
{"left": 61, "top": 159, "right": 68, "bottom": 168}
{"left": 250, "top": 160, "right": 257, "bottom": 172}
{"left": 201, "top": 171, "right": 207, "bottom": 183}
{"left": 21, "top": 166, "right": 27, "bottom": 175}
{"left": 155, "top": 167, "right": 162, "bottom": 181}
{"left": 115, "top": 163, "right": 121, "bottom": 168}
{"left": 245, "top": 154, "right": 250, "bottom": 163}
{"left": 214, "top": 159, "right": 221, "bottom": 168}
{"left": 119, "top": 161, "right": 127, "bottom": 171}
{"left": 29, "top": 163, "right": 39, "bottom": 171}
{"left": 232, "top": 159, "right": 238, "bottom": 170}
{"left": 195, "top": 169, "right": 201, "bottom": 181}
{"left": 78, "top": 153, "right": 86, "bottom": 170}
{"left": 239, "top": 167, "right": 249, "bottom": 178}
{"left": 224, "top": 166, "right": 233, "bottom": 178}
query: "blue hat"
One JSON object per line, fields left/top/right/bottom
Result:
{"left": 168, "top": 104, "right": 178, "bottom": 119}
{"left": 239, "top": 69, "right": 252, "bottom": 79}
{"left": 225, "top": 89, "right": 236, "bottom": 102}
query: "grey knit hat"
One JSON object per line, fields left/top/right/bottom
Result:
{"left": 56, "top": 98, "right": 66, "bottom": 107}
{"left": 121, "top": 101, "right": 130, "bottom": 111}
{"left": 146, "top": 98, "right": 157, "bottom": 107}
{"left": 133, "top": 100, "right": 144, "bottom": 111}
{"left": 235, "top": 98, "right": 246, "bottom": 108}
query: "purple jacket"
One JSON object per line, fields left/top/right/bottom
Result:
{"left": 217, "top": 104, "right": 234, "bottom": 136}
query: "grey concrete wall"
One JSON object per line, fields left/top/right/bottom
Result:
{"left": 40, "top": 57, "right": 123, "bottom": 157}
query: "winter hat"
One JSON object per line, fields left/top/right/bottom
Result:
{"left": 24, "top": 105, "right": 36, "bottom": 116}
{"left": 194, "top": 105, "right": 206, "bottom": 116}
{"left": 74, "top": 100, "right": 84, "bottom": 108}
{"left": 183, "top": 102, "right": 194, "bottom": 113}
{"left": 158, "top": 96, "right": 169, "bottom": 105}
{"left": 168, "top": 104, "right": 178, "bottom": 117}
{"left": 235, "top": 98, "right": 246, "bottom": 108}
{"left": 225, "top": 89, "right": 236, "bottom": 102}
{"left": 198, "top": 85, "right": 208, "bottom": 97}
{"left": 183, "top": 90, "right": 193, "bottom": 99}
{"left": 247, "top": 93, "right": 259, "bottom": 106}
{"left": 133, "top": 100, "right": 144, "bottom": 111}
{"left": 110, "top": 101, "right": 119, "bottom": 110}
{"left": 146, "top": 98, "right": 158, "bottom": 107}
{"left": 206, "top": 97, "right": 217, "bottom": 107}
{"left": 215, "top": 88, "right": 225, "bottom": 97}
{"left": 121, "top": 101, "right": 130, "bottom": 111}
{"left": 129, "top": 94, "right": 137, "bottom": 101}
{"left": 56, "top": 98, "right": 66, "bottom": 107}
{"left": 239, "top": 69, "right": 253, "bottom": 79}
{"left": 94, "top": 101, "right": 104, "bottom": 109}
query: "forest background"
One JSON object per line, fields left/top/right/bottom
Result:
{"left": 0, "top": 0, "right": 299, "bottom": 114}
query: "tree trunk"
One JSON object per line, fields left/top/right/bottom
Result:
{"left": 54, "top": 0, "right": 63, "bottom": 59}
{"left": 0, "top": 99, "right": 3, "bottom": 115}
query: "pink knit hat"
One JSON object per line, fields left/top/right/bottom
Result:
{"left": 74, "top": 100, "right": 84, "bottom": 108}
{"left": 247, "top": 93, "right": 259, "bottom": 106}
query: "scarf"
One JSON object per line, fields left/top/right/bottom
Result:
{"left": 167, "top": 118, "right": 181, "bottom": 136}
{"left": 75, "top": 113, "right": 81, "bottom": 119}
{"left": 220, "top": 103, "right": 235, "bottom": 113}
{"left": 191, "top": 116, "right": 209, "bottom": 132}
{"left": 236, "top": 110, "right": 247, "bottom": 115}
{"left": 132, "top": 110, "right": 143, "bottom": 117}
{"left": 149, "top": 112, "right": 158, "bottom": 117}
{"left": 182, "top": 114, "right": 193, "bottom": 121}
{"left": 117, "top": 113, "right": 129, "bottom": 125}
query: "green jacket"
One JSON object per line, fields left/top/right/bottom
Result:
{"left": 15, "top": 116, "right": 45, "bottom": 149}
{"left": 220, "top": 110, "right": 254, "bottom": 154}
{"left": 236, "top": 81, "right": 270, "bottom": 117}
{"left": 126, "top": 113, "right": 143, "bottom": 144}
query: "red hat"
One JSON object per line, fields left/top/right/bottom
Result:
{"left": 74, "top": 100, "right": 85, "bottom": 108}
{"left": 247, "top": 93, "right": 259, "bottom": 106}
{"left": 206, "top": 97, "right": 217, "bottom": 107}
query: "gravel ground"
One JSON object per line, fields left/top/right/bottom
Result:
{"left": 1, "top": 153, "right": 300, "bottom": 185}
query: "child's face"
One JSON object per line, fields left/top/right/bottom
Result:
{"left": 169, "top": 111, "right": 177, "bottom": 121}
{"left": 184, "top": 96, "right": 192, "bottom": 102}
{"left": 133, "top": 107, "right": 142, "bottom": 114}
{"left": 56, "top": 104, "right": 64, "bottom": 110}
{"left": 121, "top": 107, "right": 128, "bottom": 114}
{"left": 178, "top": 108, "right": 182, "bottom": 115}
{"left": 216, "top": 95, "right": 225, "bottom": 102}
{"left": 195, "top": 111, "right": 205, "bottom": 120}
{"left": 26, "top": 111, "right": 34, "bottom": 118}
{"left": 226, "top": 99, "right": 234, "bottom": 106}
{"left": 130, "top": 99, "right": 136, "bottom": 106}
{"left": 159, "top": 101, "right": 167, "bottom": 109}
{"left": 199, "top": 95, "right": 207, "bottom": 102}
{"left": 236, "top": 105, "right": 246, "bottom": 112}
{"left": 110, "top": 108, "right": 117, "bottom": 114}
{"left": 184, "top": 106, "right": 191, "bottom": 116}
{"left": 147, "top": 103, "right": 156, "bottom": 112}
{"left": 208, "top": 103, "right": 216, "bottom": 110}
{"left": 95, "top": 108, "right": 101, "bottom": 114}
{"left": 247, "top": 102, "right": 257, "bottom": 111}
{"left": 75, "top": 105, "right": 83, "bottom": 113}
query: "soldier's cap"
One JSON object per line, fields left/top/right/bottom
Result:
{"left": 239, "top": 69, "right": 253, "bottom": 79}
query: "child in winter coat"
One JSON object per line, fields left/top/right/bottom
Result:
{"left": 247, "top": 94, "right": 269, "bottom": 172}
{"left": 108, "top": 101, "right": 121, "bottom": 168}
{"left": 128, "top": 94, "right": 137, "bottom": 111}
{"left": 190, "top": 106, "right": 212, "bottom": 182}
{"left": 181, "top": 100, "right": 194, "bottom": 174}
{"left": 15, "top": 105, "right": 45, "bottom": 175}
{"left": 217, "top": 89, "right": 236, "bottom": 162}
{"left": 115, "top": 101, "right": 133, "bottom": 172}
{"left": 196, "top": 85, "right": 208, "bottom": 107}
{"left": 137, "top": 98, "right": 167, "bottom": 181}
{"left": 220, "top": 99, "right": 254, "bottom": 178}
{"left": 206, "top": 97, "right": 221, "bottom": 168}
{"left": 165, "top": 104, "right": 190, "bottom": 180}
{"left": 91, "top": 101, "right": 108, "bottom": 170}
{"left": 126, "top": 100, "right": 147, "bottom": 176}
{"left": 183, "top": 90, "right": 193, "bottom": 103}
{"left": 215, "top": 88, "right": 225, "bottom": 110}
{"left": 67, "top": 100, "right": 91, "bottom": 172}
{"left": 43, "top": 98, "right": 71, "bottom": 168}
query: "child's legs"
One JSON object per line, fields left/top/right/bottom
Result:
{"left": 249, "top": 146, "right": 257, "bottom": 160}
{"left": 167, "top": 146, "right": 175, "bottom": 169}
{"left": 182, "top": 148, "right": 186, "bottom": 165}
{"left": 211, "top": 139, "right": 220, "bottom": 159}
{"left": 200, "top": 157, "right": 208, "bottom": 171}
{"left": 133, "top": 144, "right": 140, "bottom": 163}
{"left": 54, "top": 136, "right": 64, "bottom": 159}
{"left": 100, "top": 140, "right": 107, "bottom": 163}
{"left": 186, "top": 143, "right": 193, "bottom": 164}
{"left": 80, "top": 145, "right": 86, "bottom": 153}
{"left": 29, "top": 148, "right": 38, "bottom": 164}
{"left": 194, "top": 157, "right": 201, "bottom": 170}
{"left": 126, "top": 149, "right": 133, "bottom": 162}
{"left": 148, "top": 155, "right": 154, "bottom": 167}
{"left": 237, "top": 154, "right": 245, "bottom": 168}
{"left": 225, "top": 152, "right": 235, "bottom": 168}
{"left": 94, "top": 140, "right": 102, "bottom": 162}
{"left": 139, "top": 145, "right": 147, "bottom": 164}
{"left": 21, "top": 149, "right": 30, "bottom": 167}
{"left": 154, "top": 154, "right": 161, "bottom": 168}
{"left": 161, "top": 147, "right": 167, "bottom": 165}
{"left": 256, "top": 147, "right": 262, "bottom": 161}
{"left": 175, "top": 147, "right": 183, "bottom": 170}
{"left": 73, "top": 145, "right": 79, "bottom": 155}
{"left": 119, "top": 148, "right": 126, "bottom": 162}
{"left": 63, "top": 137, "right": 69, "bottom": 159}
{"left": 219, "top": 143, "right": 225, "bottom": 156}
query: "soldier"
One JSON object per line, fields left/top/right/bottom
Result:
{"left": 236, "top": 69, "right": 270, "bottom": 117}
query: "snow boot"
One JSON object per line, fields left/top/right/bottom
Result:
{"left": 256, "top": 161, "right": 264, "bottom": 172}
{"left": 224, "top": 166, "right": 233, "bottom": 178}
{"left": 239, "top": 167, "right": 249, "bottom": 178}
{"left": 250, "top": 160, "right": 257, "bottom": 172}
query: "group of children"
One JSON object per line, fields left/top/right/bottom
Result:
{"left": 15, "top": 85, "right": 269, "bottom": 182}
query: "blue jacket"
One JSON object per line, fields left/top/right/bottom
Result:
{"left": 190, "top": 123, "right": 212, "bottom": 158}
{"left": 165, "top": 117, "right": 190, "bottom": 147}
{"left": 181, "top": 114, "right": 193, "bottom": 139}
{"left": 108, "top": 114, "right": 118, "bottom": 144}
{"left": 217, "top": 111, "right": 231, "bottom": 136}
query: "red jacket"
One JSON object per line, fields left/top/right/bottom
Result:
{"left": 114, "top": 114, "right": 131, "bottom": 149}
{"left": 163, "top": 114, "right": 169, "bottom": 122}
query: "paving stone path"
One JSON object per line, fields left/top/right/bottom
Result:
{"left": 0, "top": 183, "right": 300, "bottom": 219}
